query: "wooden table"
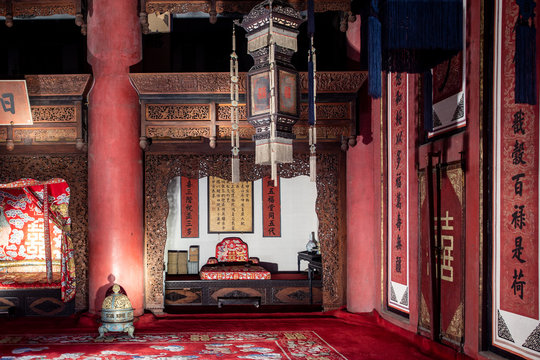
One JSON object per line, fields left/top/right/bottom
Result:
{"left": 297, "top": 251, "right": 321, "bottom": 271}
{"left": 297, "top": 251, "right": 322, "bottom": 304}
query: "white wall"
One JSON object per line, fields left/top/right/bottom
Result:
{"left": 165, "top": 175, "right": 318, "bottom": 271}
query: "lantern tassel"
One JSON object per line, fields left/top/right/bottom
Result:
{"left": 310, "top": 152, "right": 317, "bottom": 182}
{"left": 230, "top": 21, "right": 241, "bottom": 182}
{"left": 308, "top": 0, "right": 317, "bottom": 182}
{"left": 232, "top": 155, "right": 240, "bottom": 183}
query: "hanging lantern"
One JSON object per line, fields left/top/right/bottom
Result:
{"left": 240, "top": 0, "right": 304, "bottom": 183}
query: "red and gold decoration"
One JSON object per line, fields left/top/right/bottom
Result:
{"left": 240, "top": 0, "right": 304, "bottom": 184}
{"left": 419, "top": 164, "right": 464, "bottom": 346}
{"left": 208, "top": 176, "right": 253, "bottom": 233}
{"left": 262, "top": 175, "right": 281, "bottom": 237}
{"left": 0, "top": 178, "right": 76, "bottom": 302}
{"left": 200, "top": 237, "right": 270, "bottom": 280}
{"left": 181, "top": 177, "right": 199, "bottom": 238}
{"left": 200, "top": 264, "right": 271, "bottom": 280}
{"left": 387, "top": 72, "right": 409, "bottom": 313}
{"left": 493, "top": 0, "right": 540, "bottom": 357}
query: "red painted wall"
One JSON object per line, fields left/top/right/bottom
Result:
{"left": 86, "top": 0, "right": 144, "bottom": 315}
{"left": 346, "top": 95, "right": 380, "bottom": 313}
{"left": 347, "top": 0, "right": 485, "bottom": 356}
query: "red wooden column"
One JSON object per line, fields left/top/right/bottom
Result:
{"left": 346, "top": 18, "right": 381, "bottom": 312}
{"left": 346, "top": 99, "right": 380, "bottom": 313}
{"left": 86, "top": 0, "right": 144, "bottom": 315}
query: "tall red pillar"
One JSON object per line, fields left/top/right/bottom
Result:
{"left": 346, "top": 18, "right": 381, "bottom": 313}
{"left": 86, "top": 0, "right": 144, "bottom": 315}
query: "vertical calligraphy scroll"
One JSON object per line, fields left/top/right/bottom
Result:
{"left": 493, "top": 0, "right": 540, "bottom": 357}
{"left": 208, "top": 176, "right": 253, "bottom": 233}
{"left": 387, "top": 72, "right": 409, "bottom": 313}
{"left": 181, "top": 177, "right": 199, "bottom": 238}
{"left": 262, "top": 175, "right": 281, "bottom": 237}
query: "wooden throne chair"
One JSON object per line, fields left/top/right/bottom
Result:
{"left": 199, "top": 237, "right": 271, "bottom": 280}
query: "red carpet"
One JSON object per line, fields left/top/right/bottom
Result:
{"left": 0, "top": 309, "right": 472, "bottom": 359}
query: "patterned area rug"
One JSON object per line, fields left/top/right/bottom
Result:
{"left": 0, "top": 331, "right": 347, "bottom": 359}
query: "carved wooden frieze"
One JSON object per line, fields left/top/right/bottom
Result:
{"left": 13, "top": 1, "right": 77, "bottom": 16}
{"left": 145, "top": 0, "right": 350, "bottom": 15}
{"left": 130, "top": 72, "right": 365, "bottom": 95}
{"left": 293, "top": 125, "right": 349, "bottom": 140}
{"left": 131, "top": 73, "right": 247, "bottom": 95}
{"left": 13, "top": 128, "right": 78, "bottom": 143}
{"left": 147, "top": 126, "right": 210, "bottom": 139}
{"left": 31, "top": 106, "right": 78, "bottom": 123}
{"left": 144, "top": 153, "right": 344, "bottom": 312}
{"left": 146, "top": 104, "right": 210, "bottom": 121}
{"left": 0, "top": 74, "right": 90, "bottom": 150}
{"left": 0, "top": 0, "right": 78, "bottom": 17}
{"left": 217, "top": 104, "right": 248, "bottom": 121}
{"left": 299, "top": 72, "right": 367, "bottom": 93}
{"left": 25, "top": 74, "right": 91, "bottom": 97}
{"left": 218, "top": 126, "right": 256, "bottom": 138}
{"left": 300, "top": 103, "right": 350, "bottom": 120}
{"left": 0, "top": 154, "right": 88, "bottom": 312}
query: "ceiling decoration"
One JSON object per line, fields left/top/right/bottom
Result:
{"left": 140, "top": 0, "right": 352, "bottom": 30}
{"left": 0, "top": 0, "right": 86, "bottom": 34}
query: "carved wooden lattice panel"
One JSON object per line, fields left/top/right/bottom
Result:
{"left": 144, "top": 153, "right": 343, "bottom": 312}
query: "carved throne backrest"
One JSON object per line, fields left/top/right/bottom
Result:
{"left": 215, "top": 237, "right": 249, "bottom": 262}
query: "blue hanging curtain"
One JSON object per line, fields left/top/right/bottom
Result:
{"left": 515, "top": 0, "right": 537, "bottom": 105}
{"left": 381, "top": 0, "right": 463, "bottom": 73}
{"left": 368, "top": 0, "right": 382, "bottom": 98}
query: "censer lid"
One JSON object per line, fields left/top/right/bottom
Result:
{"left": 101, "top": 284, "right": 132, "bottom": 310}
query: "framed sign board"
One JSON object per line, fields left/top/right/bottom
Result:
{"left": 208, "top": 176, "right": 253, "bottom": 233}
{"left": 0, "top": 80, "right": 33, "bottom": 125}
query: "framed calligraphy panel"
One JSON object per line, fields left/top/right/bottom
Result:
{"left": 492, "top": 0, "right": 540, "bottom": 358}
{"left": 0, "top": 80, "right": 33, "bottom": 125}
{"left": 208, "top": 176, "right": 253, "bottom": 233}
{"left": 262, "top": 175, "right": 281, "bottom": 237}
{"left": 181, "top": 177, "right": 199, "bottom": 238}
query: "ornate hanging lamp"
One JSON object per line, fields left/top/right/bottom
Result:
{"left": 240, "top": 0, "right": 304, "bottom": 184}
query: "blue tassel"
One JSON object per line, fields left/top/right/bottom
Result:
{"left": 307, "top": 0, "right": 315, "bottom": 35}
{"left": 368, "top": 2, "right": 382, "bottom": 98}
{"left": 423, "top": 71, "right": 433, "bottom": 133}
{"left": 515, "top": 0, "right": 537, "bottom": 105}
{"left": 381, "top": 0, "right": 463, "bottom": 73}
